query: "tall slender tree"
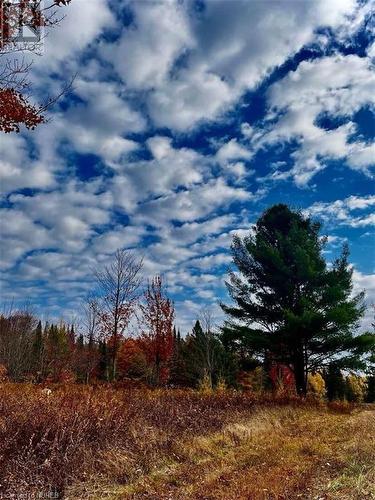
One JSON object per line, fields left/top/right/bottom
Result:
{"left": 221, "top": 204, "right": 375, "bottom": 395}
{"left": 95, "top": 249, "right": 143, "bottom": 381}
{"left": 139, "top": 276, "right": 175, "bottom": 385}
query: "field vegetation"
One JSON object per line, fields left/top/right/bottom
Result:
{"left": 0, "top": 383, "right": 374, "bottom": 499}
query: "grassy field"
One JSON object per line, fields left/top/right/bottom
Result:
{"left": 0, "top": 384, "right": 374, "bottom": 499}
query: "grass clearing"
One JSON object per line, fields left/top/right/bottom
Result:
{"left": 0, "top": 384, "right": 373, "bottom": 499}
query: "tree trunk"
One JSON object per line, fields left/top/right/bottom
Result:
{"left": 293, "top": 351, "right": 307, "bottom": 396}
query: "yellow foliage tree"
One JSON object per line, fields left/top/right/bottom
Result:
{"left": 345, "top": 374, "right": 367, "bottom": 402}
{"left": 198, "top": 372, "right": 213, "bottom": 394}
{"left": 307, "top": 372, "right": 326, "bottom": 400}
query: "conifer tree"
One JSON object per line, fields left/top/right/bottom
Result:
{"left": 98, "top": 340, "right": 109, "bottom": 381}
{"left": 324, "top": 363, "right": 346, "bottom": 401}
{"left": 366, "top": 375, "right": 375, "bottom": 403}
{"left": 45, "top": 323, "right": 70, "bottom": 381}
{"left": 184, "top": 318, "right": 236, "bottom": 388}
{"left": 222, "top": 204, "right": 375, "bottom": 395}
{"left": 170, "top": 328, "right": 189, "bottom": 386}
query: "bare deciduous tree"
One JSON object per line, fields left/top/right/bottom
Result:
{"left": 82, "top": 295, "right": 100, "bottom": 346}
{"left": 0, "top": 308, "right": 37, "bottom": 380}
{"left": 94, "top": 250, "right": 143, "bottom": 381}
{"left": 199, "top": 308, "right": 219, "bottom": 387}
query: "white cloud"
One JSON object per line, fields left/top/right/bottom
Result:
{"left": 91, "top": 225, "right": 145, "bottom": 255}
{"left": 7, "top": 180, "right": 113, "bottom": 257}
{"left": 216, "top": 139, "right": 252, "bottom": 166}
{"left": 0, "top": 210, "right": 51, "bottom": 270}
{"left": 134, "top": 178, "right": 251, "bottom": 225}
{"left": 103, "top": 0, "right": 359, "bottom": 131}
{"left": 147, "top": 66, "right": 234, "bottom": 130}
{"left": 0, "top": 134, "right": 56, "bottom": 194}
{"left": 352, "top": 270, "right": 375, "bottom": 330}
{"left": 35, "top": 0, "right": 115, "bottom": 71}
{"left": 306, "top": 195, "right": 375, "bottom": 227}
{"left": 57, "top": 79, "right": 145, "bottom": 166}
{"left": 111, "top": 137, "right": 207, "bottom": 212}
{"left": 254, "top": 54, "right": 375, "bottom": 185}
{"left": 105, "top": 0, "right": 193, "bottom": 90}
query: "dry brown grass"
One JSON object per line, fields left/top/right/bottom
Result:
{"left": 0, "top": 383, "right": 374, "bottom": 499}
{"left": 114, "top": 406, "right": 375, "bottom": 500}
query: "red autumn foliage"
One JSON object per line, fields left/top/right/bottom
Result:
{"left": 139, "top": 276, "right": 175, "bottom": 385}
{"left": 269, "top": 363, "right": 295, "bottom": 392}
{"left": 98, "top": 304, "right": 134, "bottom": 340}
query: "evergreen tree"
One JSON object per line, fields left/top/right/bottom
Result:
{"left": 68, "top": 325, "right": 76, "bottom": 347}
{"left": 77, "top": 334, "right": 84, "bottom": 348}
{"left": 45, "top": 323, "right": 70, "bottom": 381}
{"left": 324, "top": 363, "right": 346, "bottom": 401}
{"left": 222, "top": 204, "right": 374, "bottom": 395}
{"left": 366, "top": 375, "right": 375, "bottom": 403}
{"left": 170, "top": 327, "right": 188, "bottom": 386}
{"left": 184, "top": 320, "right": 236, "bottom": 388}
{"left": 98, "top": 340, "right": 109, "bottom": 381}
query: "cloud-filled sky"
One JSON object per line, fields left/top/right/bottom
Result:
{"left": 0, "top": 0, "right": 374, "bottom": 331}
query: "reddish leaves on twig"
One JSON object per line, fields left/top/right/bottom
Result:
{"left": 0, "top": 88, "right": 44, "bottom": 132}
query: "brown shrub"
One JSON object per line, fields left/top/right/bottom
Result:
{"left": 0, "top": 384, "right": 257, "bottom": 496}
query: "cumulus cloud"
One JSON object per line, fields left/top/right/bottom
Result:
{"left": 352, "top": 270, "right": 375, "bottom": 330}
{"left": 306, "top": 195, "right": 375, "bottom": 227}
{"left": 104, "top": 0, "right": 193, "bottom": 90}
{"left": 6, "top": 180, "right": 113, "bottom": 260}
{"left": 103, "top": 0, "right": 360, "bottom": 130}
{"left": 253, "top": 54, "right": 375, "bottom": 185}
{"left": 134, "top": 178, "right": 252, "bottom": 225}
{"left": 35, "top": 0, "right": 115, "bottom": 71}
{"left": 0, "top": 134, "right": 56, "bottom": 194}
{"left": 110, "top": 137, "right": 208, "bottom": 212}
{"left": 216, "top": 139, "right": 252, "bottom": 166}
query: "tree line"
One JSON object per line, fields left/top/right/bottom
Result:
{"left": 1, "top": 204, "right": 374, "bottom": 400}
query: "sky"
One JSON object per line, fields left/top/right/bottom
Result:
{"left": 0, "top": 0, "right": 374, "bottom": 332}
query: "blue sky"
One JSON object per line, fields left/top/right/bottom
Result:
{"left": 0, "top": 0, "right": 374, "bottom": 331}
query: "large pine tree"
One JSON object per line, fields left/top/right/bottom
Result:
{"left": 221, "top": 204, "right": 374, "bottom": 395}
